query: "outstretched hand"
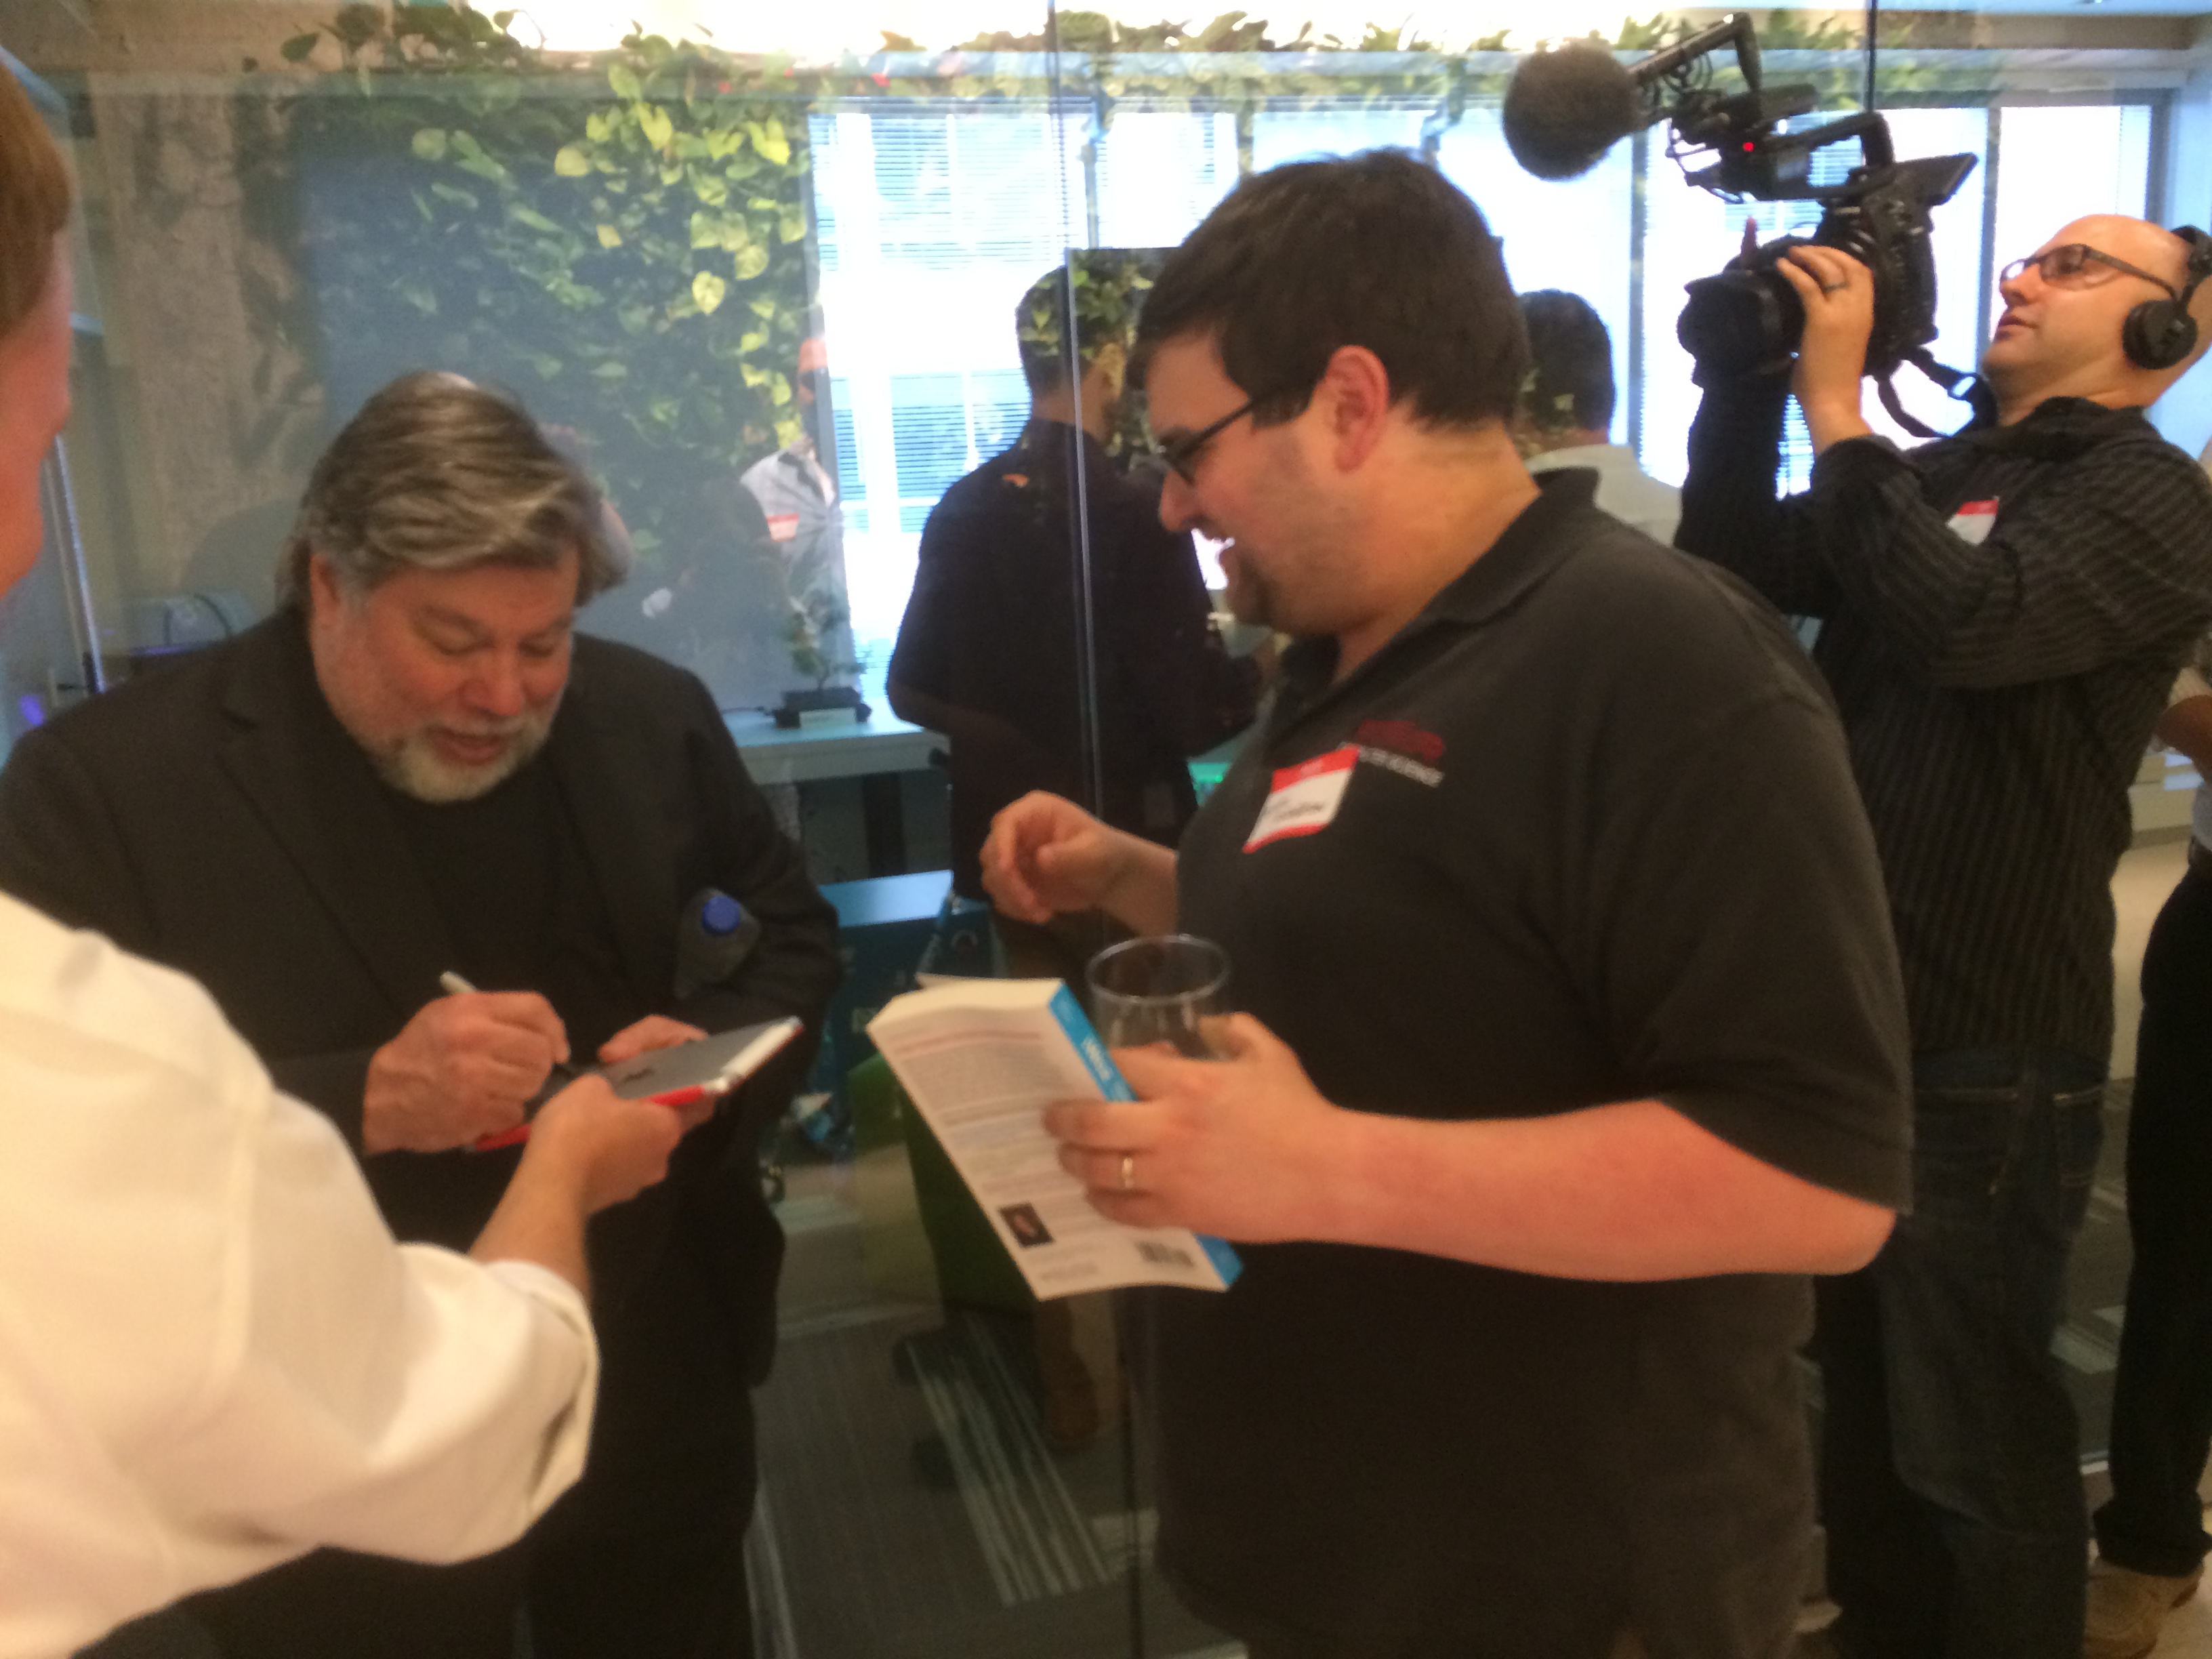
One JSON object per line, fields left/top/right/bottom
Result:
{"left": 980, "top": 790, "right": 1169, "bottom": 930}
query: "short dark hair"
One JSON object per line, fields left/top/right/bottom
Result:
{"left": 0, "top": 67, "right": 72, "bottom": 342}
{"left": 1518, "top": 290, "right": 1615, "bottom": 434}
{"left": 279, "top": 372, "right": 624, "bottom": 607}
{"left": 1015, "top": 256, "right": 1145, "bottom": 394}
{"left": 1133, "top": 149, "right": 1528, "bottom": 430}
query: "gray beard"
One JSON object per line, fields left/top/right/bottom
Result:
{"left": 366, "top": 711, "right": 556, "bottom": 803}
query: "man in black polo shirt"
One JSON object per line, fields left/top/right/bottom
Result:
{"left": 981, "top": 150, "right": 1912, "bottom": 1659}
{"left": 1676, "top": 219, "right": 2212, "bottom": 1659}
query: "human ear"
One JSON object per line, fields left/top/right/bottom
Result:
{"left": 1315, "top": 344, "right": 1393, "bottom": 471}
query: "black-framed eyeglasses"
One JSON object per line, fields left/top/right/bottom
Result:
{"left": 1999, "top": 243, "right": 2179, "bottom": 297}
{"left": 1155, "top": 398, "right": 1256, "bottom": 485}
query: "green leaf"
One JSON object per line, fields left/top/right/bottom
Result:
{"left": 739, "top": 329, "right": 768, "bottom": 352}
{"left": 554, "top": 145, "right": 592, "bottom": 177}
{"left": 748, "top": 297, "right": 779, "bottom": 320}
{"left": 733, "top": 245, "right": 769, "bottom": 281}
{"left": 741, "top": 363, "right": 770, "bottom": 388}
{"left": 592, "top": 359, "right": 631, "bottom": 378}
{"left": 609, "top": 62, "right": 643, "bottom": 100}
{"left": 769, "top": 371, "right": 793, "bottom": 407}
{"left": 597, "top": 224, "right": 623, "bottom": 248}
{"left": 509, "top": 203, "right": 562, "bottom": 234}
{"left": 639, "top": 106, "right": 674, "bottom": 150}
{"left": 745, "top": 119, "right": 792, "bottom": 167}
{"left": 281, "top": 30, "right": 321, "bottom": 62}
{"left": 693, "top": 270, "right": 728, "bottom": 314}
{"left": 586, "top": 111, "right": 613, "bottom": 143}
{"left": 455, "top": 152, "right": 510, "bottom": 184}
{"left": 428, "top": 182, "right": 480, "bottom": 210}
{"left": 777, "top": 207, "right": 806, "bottom": 243}
{"left": 411, "top": 127, "right": 449, "bottom": 161}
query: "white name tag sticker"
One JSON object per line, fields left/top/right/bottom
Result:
{"left": 1246, "top": 745, "right": 1358, "bottom": 851}
{"left": 1948, "top": 498, "right": 1999, "bottom": 545}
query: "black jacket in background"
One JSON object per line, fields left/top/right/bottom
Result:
{"left": 889, "top": 418, "right": 1259, "bottom": 897}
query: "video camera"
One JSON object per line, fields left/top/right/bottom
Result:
{"left": 1502, "top": 14, "right": 1978, "bottom": 425}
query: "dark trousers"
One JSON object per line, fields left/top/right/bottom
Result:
{"left": 1817, "top": 1048, "right": 2106, "bottom": 1659}
{"left": 176, "top": 1243, "right": 760, "bottom": 1659}
{"left": 2096, "top": 863, "right": 2212, "bottom": 1578}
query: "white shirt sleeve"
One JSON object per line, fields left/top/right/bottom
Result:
{"left": 0, "top": 901, "right": 596, "bottom": 1659}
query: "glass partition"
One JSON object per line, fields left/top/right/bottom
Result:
{"left": 8, "top": 3, "right": 2212, "bottom": 1655}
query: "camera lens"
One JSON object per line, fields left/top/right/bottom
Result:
{"left": 1679, "top": 266, "right": 1805, "bottom": 380}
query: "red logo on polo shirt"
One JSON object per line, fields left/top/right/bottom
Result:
{"left": 1354, "top": 718, "right": 1445, "bottom": 764}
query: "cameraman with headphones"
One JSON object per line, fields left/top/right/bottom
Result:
{"left": 1677, "top": 218, "right": 2212, "bottom": 1659}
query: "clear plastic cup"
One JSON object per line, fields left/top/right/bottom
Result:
{"left": 1085, "top": 934, "right": 1231, "bottom": 1059}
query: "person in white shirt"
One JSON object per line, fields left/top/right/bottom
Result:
{"left": 1513, "top": 289, "right": 1682, "bottom": 544}
{"left": 0, "top": 66, "right": 704, "bottom": 1659}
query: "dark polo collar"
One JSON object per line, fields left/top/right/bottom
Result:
{"left": 1275, "top": 467, "right": 1601, "bottom": 712}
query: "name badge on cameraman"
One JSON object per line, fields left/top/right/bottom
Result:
{"left": 1948, "top": 498, "right": 1999, "bottom": 546}
{"left": 1246, "top": 746, "right": 1357, "bottom": 852}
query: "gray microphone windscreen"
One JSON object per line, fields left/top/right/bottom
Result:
{"left": 1502, "top": 44, "right": 1642, "bottom": 182}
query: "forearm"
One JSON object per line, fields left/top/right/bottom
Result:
{"left": 471, "top": 1151, "right": 592, "bottom": 1296}
{"left": 1676, "top": 373, "right": 1836, "bottom": 615}
{"left": 1319, "top": 1097, "right": 1894, "bottom": 1280}
{"left": 1106, "top": 836, "right": 1181, "bottom": 936}
{"left": 1800, "top": 390, "right": 1873, "bottom": 455}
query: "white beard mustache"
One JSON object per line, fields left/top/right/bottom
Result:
{"left": 369, "top": 710, "right": 556, "bottom": 803}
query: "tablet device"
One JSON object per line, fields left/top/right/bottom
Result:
{"left": 473, "top": 1016, "right": 804, "bottom": 1150}
{"left": 594, "top": 1016, "right": 804, "bottom": 1103}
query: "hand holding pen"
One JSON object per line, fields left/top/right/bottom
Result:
{"left": 439, "top": 975, "right": 708, "bottom": 1153}
{"left": 358, "top": 973, "right": 573, "bottom": 1156}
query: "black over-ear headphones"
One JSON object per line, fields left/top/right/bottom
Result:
{"left": 2123, "top": 226, "right": 2212, "bottom": 371}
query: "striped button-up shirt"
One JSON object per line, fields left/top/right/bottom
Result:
{"left": 1679, "top": 388, "right": 2212, "bottom": 1061}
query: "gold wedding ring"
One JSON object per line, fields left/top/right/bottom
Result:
{"left": 1118, "top": 1153, "right": 1136, "bottom": 1193}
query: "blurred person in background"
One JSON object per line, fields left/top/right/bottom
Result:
{"left": 1513, "top": 289, "right": 1680, "bottom": 542}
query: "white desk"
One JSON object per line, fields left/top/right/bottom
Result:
{"left": 723, "top": 705, "right": 942, "bottom": 788}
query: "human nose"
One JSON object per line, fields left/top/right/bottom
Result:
{"left": 465, "top": 651, "right": 528, "bottom": 718}
{"left": 1158, "top": 467, "right": 1202, "bottom": 534}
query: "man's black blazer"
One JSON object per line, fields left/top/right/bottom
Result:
{"left": 0, "top": 610, "right": 840, "bottom": 1370}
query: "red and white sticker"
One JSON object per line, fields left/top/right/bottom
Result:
{"left": 1245, "top": 745, "right": 1358, "bottom": 851}
{"left": 1948, "top": 498, "right": 1999, "bottom": 546}
{"left": 764, "top": 512, "right": 802, "bottom": 544}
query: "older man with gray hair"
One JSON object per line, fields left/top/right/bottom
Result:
{"left": 0, "top": 369, "right": 839, "bottom": 1659}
